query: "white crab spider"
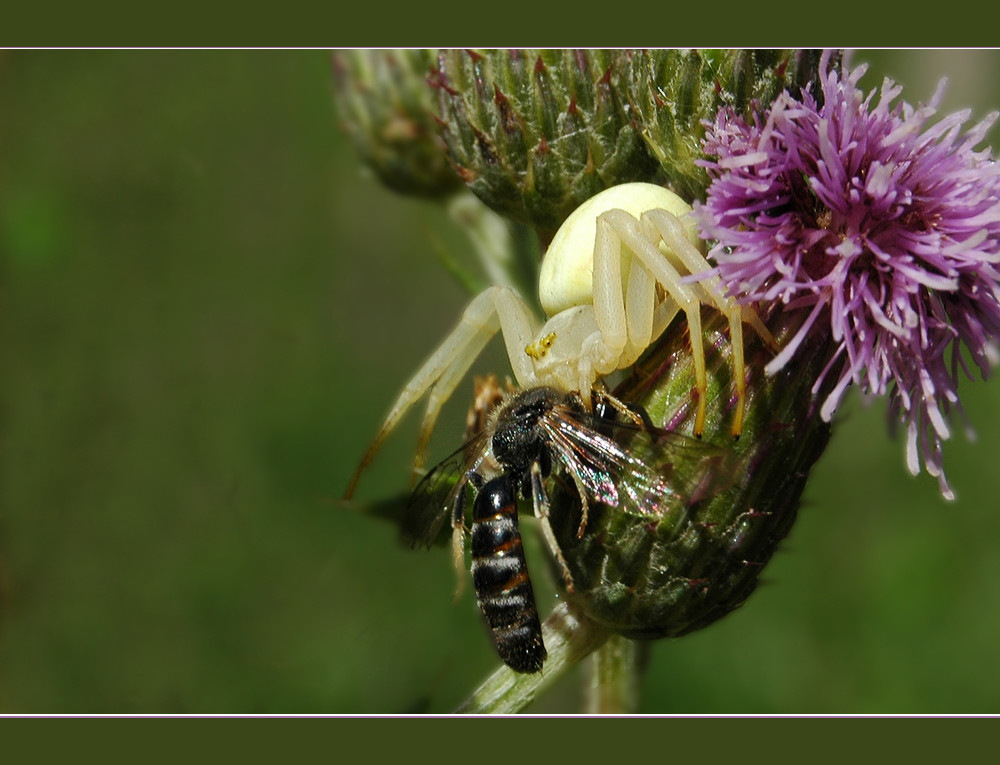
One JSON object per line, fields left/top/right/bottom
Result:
{"left": 346, "top": 182, "right": 766, "bottom": 497}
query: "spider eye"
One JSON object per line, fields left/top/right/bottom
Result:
{"left": 525, "top": 333, "right": 557, "bottom": 360}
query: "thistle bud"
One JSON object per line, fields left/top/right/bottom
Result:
{"left": 332, "top": 50, "right": 462, "bottom": 198}
{"left": 548, "top": 307, "right": 839, "bottom": 639}
{"left": 623, "top": 49, "right": 833, "bottom": 200}
{"left": 432, "top": 49, "right": 659, "bottom": 238}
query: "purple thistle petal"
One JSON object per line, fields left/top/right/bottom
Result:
{"left": 696, "top": 51, "right": 1000, "bottom": 499}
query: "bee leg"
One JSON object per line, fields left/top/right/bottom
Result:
{"left": 592, "top": 388, "right": 655, "bottom": 431}
{"left": 529, "top": 461, "right": 575, "bottom": 595}
{"left": 450, "top": 472, "right": 479, "bottom": 601}
{"left": 567, "top": 470, "right": 591, "bottom": 539}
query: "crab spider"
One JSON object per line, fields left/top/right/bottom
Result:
{"left": 345, "top": 182, "right": 768, "bottom": 498}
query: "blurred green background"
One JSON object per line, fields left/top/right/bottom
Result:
{"left": 1, "top": 50, "right": 999, "bottom": 714}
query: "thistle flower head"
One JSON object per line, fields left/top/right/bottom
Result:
{"left": 697, "top": 51, "right": 1000, "bottom": 500}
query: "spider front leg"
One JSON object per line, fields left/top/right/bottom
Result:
{"left": 593, "top": 206, "right": 757, "bottom": 438}
{"left": 643, "top": 210, "right": 752, "bottom": 438}
{"left": 593, "top": 208, "right": 714, "bottom": 437}
{"left": 643, "top": 208, "right": 767, "bottom": 437}
{"left": 345, "top": 285, "right": 539, "bottom": 498}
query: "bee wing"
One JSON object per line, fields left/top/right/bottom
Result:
{"left": 541, "top": 408, "right": 735, "bottom": 519}
{"left": 404, "top": 431, "right": 489, "bottom": 549}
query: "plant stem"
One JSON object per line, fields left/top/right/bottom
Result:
{"left": 586, "top": 633, "right": 640, "bottom": 714}
{"left": 454, "top": 603, "right": 611, "bottom": 714}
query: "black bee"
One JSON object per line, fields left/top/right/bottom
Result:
{"left": 408, "top": 385, "right": 706, "bottom": 674}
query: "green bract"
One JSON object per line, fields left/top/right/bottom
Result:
{"left": 622, "top": 49, "right": 832, "bottom": 201}
{"left": 432, "top": 49, "right": 658, "bottom": 238}
{"left": 333, "top": 49, "right": 836, "bottom": 237}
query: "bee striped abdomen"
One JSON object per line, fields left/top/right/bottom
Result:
{"left": 470, "top": 475, "right": 546, "bottom": 674}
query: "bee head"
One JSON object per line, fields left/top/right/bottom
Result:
{"left": 489, "top": 387, "right": 561, "bottom": 473}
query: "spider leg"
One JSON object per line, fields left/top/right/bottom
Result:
{"left": 644, "top": 211, "right": 777, "bottom": 351}
{"left": 599, "top": 208, "right": 710, "bottom": 437}
{"left": 645, "top": 209, "right": 753, "bottom": 437}
{"left": 590, "top": 211, "right": 630, "bottom": 366}
{"left": 412, "top": 287, "right": 540, "bottom": 477}
{"left": 589, "top": 207, "right": 660, "bottom": 373}
{"left": 650, "top": 295, "right": 681, "bottom": 344}
{"left": 742, "top": 305, "right": 778, "bottom": 351}
{"left": 621, "top": 243, "right": 657, "bottom": 367}
{"left": 345, "top": 286, "right": 538, "bottom": 498}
